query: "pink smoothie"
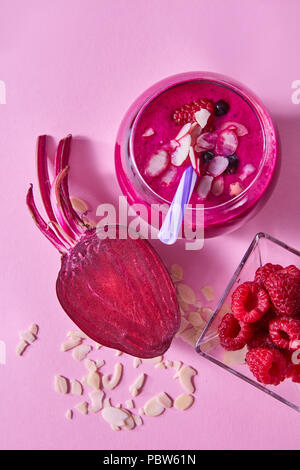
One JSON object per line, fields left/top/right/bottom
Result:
{"left": 132, "top": 80, "right": 264, "bottom": 207}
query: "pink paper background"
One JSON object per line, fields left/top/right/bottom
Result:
{"left": 0, "top": 0, "right": 300, "bottom": 450}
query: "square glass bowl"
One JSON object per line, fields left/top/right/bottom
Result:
{"left": 196, "top": 232, "right": 300, "bottom": 412}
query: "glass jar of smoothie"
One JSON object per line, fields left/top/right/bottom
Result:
{"left": 115, "top": 72, "right": 278, "bottom": 239}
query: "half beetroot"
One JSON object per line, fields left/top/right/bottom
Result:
{"left": 26, "top": 135, "right": 180, "bottom": 358}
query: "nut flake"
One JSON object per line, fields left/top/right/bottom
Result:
{"left": 125, "top": 399, "right": 134, "bottom": 409}
{"left": 129, "top": 373, "right": 146, "bottom": 397}
{"left": 75, "top": 401, "right": 88, "bottom": 415}
{"left": 170, "top": 264, "right": 183, "bottom": 282}
{"left": 174, "top": 365, "right": 197, "bottom": 393}
{"left": 201, "top": 285, "right": 214, "bottom": 301}
{"left": 16, "top": 340, "right": 29, "bottom": 356}
{"left": 72, "top": 344, "right": 92, "bottom": 361}
{"left": 71, "top": 379, "right": 83, "bottom": 395}
{"left": 174, "top": 393, "right": 194, "bottom": 410}
{"left": 54, "top": 375, "right": 69, "bottom": 394}
{"left": 20, "top": 331, "right": 36, "bottom": 343}
{"left": 177, "top": 283, "right": 197, "bottom": 305}
{"left": 103, "top": 363, "right": 123, "bottom": 390}
{"left": 144, "top": 397, "right": 165, "bottom": 417}
{"left": 61, "top": 337, "right": 82, "bottom": 352}
{"left": 101, "top": 406, "right": 129, "bottom": 426}
{"left": 65, "top": 409, "right": 73, "bottom": 420}
{"left": 87, "top": 370, "right": 101, "bottom": 390}
{"left": 84, "top": 359, "right": 97, "bottom": 372}
{"left": 223, "top": 346, "right": 248, "bottom": 367}
{"left": 29, "top": 324, "right": 39, "bottom": 335}
{"left": 89, "top": 390, "right": 104, "bottom": 412}
{"left": 133, "top": 357, "right": 142, "bottom": 368}
{"left": 157, "top": 392, "right": 173, "bottom": 408}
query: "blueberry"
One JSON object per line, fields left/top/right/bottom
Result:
{"left": 202, "top": 150, "right": 215, "bottom": 164}
{"left": 225, "top": 154, "right": 239, "bottom": 174}
{"left": 214, "top": 100, "right": 230, "bottom": 116}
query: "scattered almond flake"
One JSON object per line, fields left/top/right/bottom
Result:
{"left": 180, "top": 327, "right": 198, "bottom": 346}
{"left": 157, "top": 392, "right": 173, "bottom": 408}
{"left": 172, "top": 360, "right": 182, "bottom": 371}
{"left": 239, "top": 163, "right": 255, "bottom": 181}
{"left": 67, "top": 330, "right": 87, "bottom": 339}
{"left": 84, "top": 359, "right": 97, "bottom": 372}
{"left": 175, "top": 123, "right": 192, "bottom": 141}
{"left": 144, "top": 355, "right": 163, "bottom": 364}
{"left": 145, "top": 150, "right": 169, "bottom": 177}
{"left": 103, "top": 363, "right": 123, "bottom": 390}
{"left": 174, "top": 393, "right": 194, "bottom": 411}
{"left": 161, "top": 166, "right": 177, "bottom": 186}
{"left": 115, "top": 350, "right": 123, "bottom": 357}
{"left": 125, "top": 399, "right": 134, "bottom": 409}
{"left": 61, "top": 337, "right": 82, "bottom": 352}
{"left": 110, "top": 424, "right": 121, "bottom": 431}
{"left": 65, "top": 409, "right": 73, "bottom": 420}
{"left": 155, "top": 362, "right": 166, "bottom": 369}
{"left": 170, "top": 264, "right": 183, "bottom": 283}
{"left": 174, "top": 365, "right": 197, "bottom": 393}
{"left": 201, "top": 285, "right": 214, "bottom": 301}
{"left": 142, "top": 127, "right": 155, "bottom": 137}
{"left": 122, "top": 413, "right": 136, "bottom": 431}
{"left": 81, "top": 375, "right": 88, "bottom": 387}
{"left": 178, "top": 298, "right": 190, "bottom": 312}
{"left": 129, "top": 373, "right": 146, "bottom": 397}
{"left": 101, "top": 406, "right": 129, "bottom": 426}
{"left": 72, "top": 344, "right": 92, "bottom": 361}
{"left": 29, "top": 323, "right": 39, "bottom": 335}
{"left": 96, "top": 359, "right": 105, "bottom": 368}
{"left": 188, "top": 311, "right": 206, "bottom": 328}
{"left": 291, "top": 349, "right": 300, "bottom": 365}
{"left": 133, "top": 357, "right": 142, "bottom": 368}
{"left": 103, "top": 397, "right": 112, "bottom": 408}
{"left": 138, "top": 408, "right": 144, "bottom": 415}
{"left": 70, "top": 196, "right": 88, "bottom": 214}
{"left": 144, "top": 397, "right": 165, "bottom": 417}
{"left": 20, "top": 330, "right": 36, "bottom": 343}
{"left": 54, "top": 375, "right": 69, "bottom": 394}
{"left": 134, "top": 415, "right": 143, "bottom": 426}
{"left": 219, "top": 303, "right": 232, "bottom": 317}
{"left": 165, "top": 360, "right": 173, "bottom": 368}
{"left": 211, "top": 176, "right": 225, "bottom": 196}
{"left": 175, "top": 317, "right": 191, "bottom": 337}
{"left": 87, "top": 370, "right": 101, "bottom": 390}
{"left": 189, "top": 146, "right": 197, "bottom": 171}
{"left": 229, "top": 181, "right": 244, "bottom": 197}
{"left": 200, "top": 336, "right": 219, "bottom": 353}
{"left": 71, "top": 379, "right": 83, "bottom": 395}
{"left": 75, "top": 401, "right": 88, "bottom": 415}
{"left": 16, "top": 340, "right": 29, "bottom": 356}
{"left": 171, "top": 134, "right": 191, "bottom": 166}
{"left": 223, "top": 346, "right": 248, "bottom": 367}
{"left": 195, "top": 108, "right": 210, "bottom": 128}
{"left": 179, "top": 307, "right": 187, "bottom": 317}
{"left": 177, "top": 283, "right": 197, "bottom": 305}
{"left": 193, "top": 300, "right": 202, "bottom": 309}
{"left": 197, "top": 175, "right": 213, "bottom": 199}
{"left": 201, "top": 307, "right": 213, "bottom": 321}
{"left": 208, "top": 156, "right": 229, "bottom": 177}
{"left": 89, "top": 390, "right": 104, "bottom": 413}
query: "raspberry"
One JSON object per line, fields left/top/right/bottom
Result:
{"left": 287, "top": 363, "right": 300, "bottom": 383}
{"left": 247, "top": 330, "right": 276, "bottom": 350}
{"left": 265, "top": 271, "right": 300, "bottom": 316}
{"left": 254, "top": 263, "right": 283, "bottom": 287}
{"left": 246, "top": 347, "right": 287, "bottom": 385}
{"left": 269, "top": 317, "right": 300, "bottom": 350}
{"left": 172, "top": 98, "right": 214, "bottom": 126}
{"left": 218, "top": 313, "right": 254, "bottom": 351}
{"left": 231, "top": 281, "right": 270, "bottom": 323}
{"left": 280, "top": 265, "right": 300, "bottom": 279}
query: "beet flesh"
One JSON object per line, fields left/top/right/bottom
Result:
{"left": 56, "top": 228, "right": 180, "bottom": 358}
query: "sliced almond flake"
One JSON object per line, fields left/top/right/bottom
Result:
{"left": 223, "top": 346, "right": 248, "bottom": 367}
{"left": 129, "top": 373, "right": 146, "bottom": 397}
{"left": 72, "top": 344, "right": 92, "bottom": 361}
{"left": 193, "top": 300, "right": 202, "bottom": 309}
{"left": 134, "top": 415, "right": 143, "bottom": 426}
{"left": 96, "top": 359, "right": 105, "bottom": 368}
{"left": 54, "top": 375, "right": 69, "bottom": 394}
{"left": 67, "top": 330, "right": 87, "bottom": 339}
{"left": 144, "top": 355, "right": 163, "bottom": 364}
{"left": 174, "top": 365, "right": 197, "bottom": 393}
{"left": 188, "top": 311, "right": 206, "bottom": 328}
{"left": 157, "top": 392, "right": 173, "bottom": 408}
{"left": 70, "top": 196, "right": 88, "bottom": 214}
{"left": 75, "top": 401, "right": 88, "bottom": 415}
{"left": 165, "top": 360, "right": 173, "bottom": 368}
{"left": 175, "top": 317, "right": 191, "bottom": 337}
{"left": 133, "top": 357, "right": 142, "bottom": 368}
{"left": 239, "top": 163, "right": 255, "bottom": 181}
{"left": 101, "top": 406, "right": 128, "bottom": 426}
{"left": 16, "top": 340, "right": 29, "bottom": 356}
{"left": 103, "top": 397, "right": 111, "bottom": 408}
{"left": 291, "top": 349, "right": 300, "bottom": 365}
{"left": 65, "top": 409, "right": 73, "bottom": 420}
{"left": 201, "top": 285, "right": 214, "bottom": 301}
{"left": 155, "top": 362, "right": 166, "bottom": 369}
{"left": 29, "top": 323, "right": 39, "bottom": 335}
{"left": 144, "top": 397, "right": 165, "bottom": 417}
{"left": 122, "top": 413, "right": 136, "bottom": 431}
{"left": 178, "top": 298, "right": 190, "bottom": 313}
{"left": 195, "top": 108, "right": 210, "bottom": 128}
{"left": 115, "top": 350, "right": 123, "bottom": 356}
{"left": 84, "top": 359, "right": 97, "bottom": 372}
{"left": 174, "top": 393, "right": 194, "bottom": 411}
{"left": 125, "top": 399, "right": 134, "bottom": 409}
{"left": 179, "top": 307, "right": 186, "bottom": 317}
{"left": 111, "top": 424, "right": 121, "bottom": 431}
{"left": 172, "top": 360, "right": 182, "bottom": 371}
{"left": 20, "top": 331, "right": 36, "bottom": 343}
{"left": 179, "top": 326, "right": 197, "bottom": 344}
{"left": 138, "top": 408, "right": 144, "bottom": 415}
{"left": 177, "top": 283, "right": 197, "bottom": 305}
{"left": 103, "top": 363, "right": 123, "bottom": 390}
{"left": 61, "top": 337, "right": 82, "bottom": 352}
{"left": 229, "top": 181, "right": 244, "bottom": 197}
{"left": 89, "top": 390, "right": 104, "bottom": 413}
{"left": 71, "top": 379, "right": 83, "bottom": 395}
{"left": 170, "top": 264, "right": 183, "bottom": 283}
{"left": 200, "top": 336, "right": 219, "bottom": 353}
{"left": 81, "top": 375, "right": 88, "bottom": 387}
{"left": 142, "top": 127, "right": 155, "bottom": 137}
{"left": 87, "top": 370, "right": 101, "bottom": 390}
{"left": 201, "top": 307, "right": 213, "bottom": 321}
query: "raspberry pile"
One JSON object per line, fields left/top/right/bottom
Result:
{"left": 218, "top": 263, "right": 300, "bottom": 385}
{"left": 171, "top": 98, "right": 214, "bottom": 127}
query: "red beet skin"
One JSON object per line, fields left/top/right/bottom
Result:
{"left": 27, "top": 135, "right": 180, "bottom": 358}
